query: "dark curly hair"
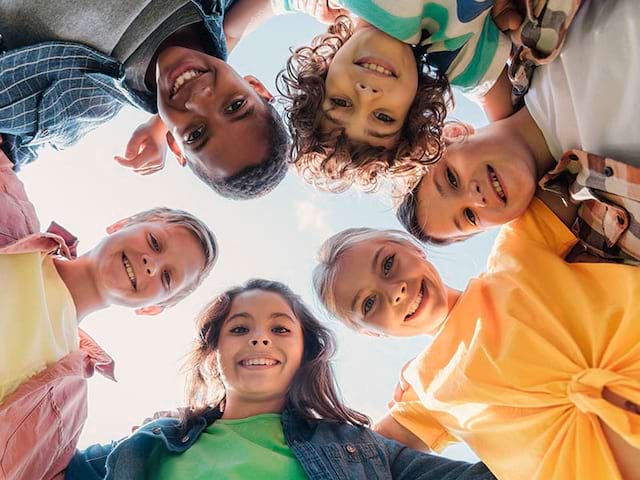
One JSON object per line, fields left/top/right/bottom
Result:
{"left": 188, "top": 101, "right": 290, "bottom": 200}
{"left": 278, "top": 16, "right": 452, "bottom": 193}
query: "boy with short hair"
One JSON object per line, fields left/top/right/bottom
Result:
{"left": 397, "top": 0, "right": 640, "bottom": 264}
{"left": 0, "top": 0, "right": 291, "bottom": 200}
{"left": 0, "top": 177, "right": 217, "bottom": 478}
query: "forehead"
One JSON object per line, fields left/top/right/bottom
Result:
{"left": 415, "top": 166, "right": 459, "bottom": 240}
{"left": 193, "top": 100, "right": 270, "bottom": 178}
{"left": 227, "top": 290, "right": 296, "bottom": 320}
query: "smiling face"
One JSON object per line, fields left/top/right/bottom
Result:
{"left": 90, "top": 221, "right": 205, "bottom": 310}
{"left": 331, "top": 238, "right": 450, "bottom": 337}
{"left": 216, "top": 290, "right": 304, "bottom": 406}
{"left": 415, "top": 126, "right": 538, "bottom": 241}
{"left": 155, "top": 46, "right": 272, "bottom": 179}
{"left": 320, "top": 21, "right": 418, "bottom": 148}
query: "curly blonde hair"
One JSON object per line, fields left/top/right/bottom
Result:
{"left": 278, "top": 16, "right": 452, "bottom": 193}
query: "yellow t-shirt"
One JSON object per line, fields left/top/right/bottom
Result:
{"left": 391, "top": 198, "right": 640, "bottom": 480}
{"left": 0, "top": 252, "right": 78, "bottom": 403}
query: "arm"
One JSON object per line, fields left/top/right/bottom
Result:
{"left": 115, "top": 115, "right": 169, "bottom": 175}
{"left": 478, "top": 67, "right": 515, "bottom": 122}
{"left": 375, "top": 413, "right": 429, "bottom": 452}
{"left": 223, "top": 0, "right": 274, "bottom": 53}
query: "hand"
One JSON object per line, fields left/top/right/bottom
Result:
{"left": 130, "top": 409, "right": 180, "bottom": 433}
{"left": 115, "top": 115, "right": 168, "bottom": 176}
{"left": 289, "top": 0, "right": 349, "bottom": 24}
{"left": 387, "top": 358, "right": 413, "bottom": 409}
{"left": 492, "top": 0, "right": 524, "bottom": 33}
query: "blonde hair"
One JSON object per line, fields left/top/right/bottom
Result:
{"left": 313, "top": 227, "right": 423, "bottom": 329}
{"left": 125, "top": 207, "right": 218, "bottom": 308}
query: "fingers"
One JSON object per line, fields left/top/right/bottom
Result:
{"left": 114, "top": 143, "right": 165, "bottom": 175}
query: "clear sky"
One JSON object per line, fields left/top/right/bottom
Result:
{"left": 21, "top": 12, "right": 498, "bottom": 462}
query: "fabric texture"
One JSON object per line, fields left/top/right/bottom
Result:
{"left": 0, "top": 0, "right": 233, "bottom": 169}
{"left": 390, "top": 198, "right": 640, "bottom": 480}
{"left": 148, "top": 413, "right": 308, "bottom": 479}
{"left": 66, "top": 408, "right": 495, "bottom": 480}
{"left": 0, "top": 250, "right": 78, "bottom": 403}
{"left": 0, "top": 233, "right": 115, "bottom": 480}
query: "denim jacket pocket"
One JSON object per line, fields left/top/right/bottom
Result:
{"left": 321, "top": 442, "right": 390, "bottom": 480}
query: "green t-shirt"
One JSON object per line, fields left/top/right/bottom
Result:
{"left": 147, "top": 413, "right": 308, "bottom": 480}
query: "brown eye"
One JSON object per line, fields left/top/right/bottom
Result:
{"left": 446, "top": 168, "right": 458, "bottom": 188}
{"left": 374, "top": 112, "right": 395, "bottom": 123}
{"left": 225, "top": 98, "right": 246, "bottom": 113}
{"left": 330, "top": 97, "right": 351, "bottom": 108}
{"left": 185, "top": 125, "right": 205, "bottom": 144}
{"left": 163, "top": 270, "right": 172, "bottom": 290}
{"left": 464, "top": 208, "right": 477, "bottom": 225}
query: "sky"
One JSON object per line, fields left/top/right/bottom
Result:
{"left": 20, "top": 12, "right": 498, "bottom": 462}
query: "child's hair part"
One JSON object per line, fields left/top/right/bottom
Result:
{"left": 188, "top": 101, "right": 290, "bottom": 200}
{"left": 278, "top": 16, "right": 452, "bottom": 193}
{"left": 314, "top": 227, "right": 423, "bottom": 329}
{"left": 181, "top": 278, "right": 370, "bottom": 427}
{"left": 125, "top": 207, "right": 218, "bottom": 306}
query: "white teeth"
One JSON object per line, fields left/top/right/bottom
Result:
{"left": 171, "top": 69, "right": 205, "bottom": 96}
{"left": 488, "top": 168, "right": 506, "bottom": 201}
{"left": 122, "top": 254, "right": 137, "bottom": 289}
{"left": 406, "top": 285, "right": 424, "bottom": 318}
{"left": 360, "top": 62, "right": 393, "bottom": 77}
{"left": 240, "top": 358, "right": 279, "bottom": 367}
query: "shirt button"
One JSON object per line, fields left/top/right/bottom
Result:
{"left": 345, "top": 444, "right": 356, "bottom": 454}
{"left": 152, "top": 427, "right": 162, "bottom": 434}
{"left": 603, "top": 166, "right": 614, "bottom": 177}
{"left": 181, "top": 435, "right": 190, "bottom": 443}
{"left": 41, "top": 128, "right": 49, "bottom": 136}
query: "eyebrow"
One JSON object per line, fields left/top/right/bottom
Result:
{"left": 323, "top": 110, "right": 400, "bottom": 139}
{"left": 190, "top": 105, "right": 256, "bottom": 153}
{"left": 433, "top": 175, "right": 464, "bottom": 233}
{"left": 270, "top": 312, "right": 295, "bottom": 323}
{"left": 349, "top": 246, "right": 384, "bottom": 314}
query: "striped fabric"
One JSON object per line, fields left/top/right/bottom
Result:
{"left": 540, "top": 149, "right": 640, "bottom": 265}
{"left": 0, "top": 0, "right": 230, "bottom": 169}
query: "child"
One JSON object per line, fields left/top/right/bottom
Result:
{"left": 277, "top": 0, "right": 580, "bottom": 192}
{"left": 313, "top": 214, "right": 640, "bottom": 479}
{"left": 0, "top": 0, "right": 290, "bottom": 200}
{"left": 66, "top": 279, "right": 495, "bottom": 480}
{"left": 0, "top": 206, "right": 217, "bottom": 480}
{"left": 397, "top": 0, "right": 640, "bottom": 264}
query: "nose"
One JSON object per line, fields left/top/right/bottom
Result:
{"left": 468, "top": 180, "right": 486, "bottom": 207}
{"left": 355, "top": 82, "right": 381, "bottom": 97}
{"left": 185, "top": 85, "right": 214, "bottom": 112}
{"left": 388, "top": 281, "right": 408, "bottom": 305}
{"left": 250, "top": 337, "right": 270, "bottom": 347}
{"left": 141, "top": 254, "right": 158, "bottom": 277}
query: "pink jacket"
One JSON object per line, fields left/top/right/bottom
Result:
{"left": 0, "top": 136, "right": 40, "bottom": 247}
{"left": 0, "top": 203, "right": 115, "bottom": 480}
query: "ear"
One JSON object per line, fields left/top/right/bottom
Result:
{"left": 443, "top": 122, "right": 475, "bottom": 143}
{"left": 243, "top": 75, "right": 274, "bottom": 102}
{"left": 135, "top": 305, "right": 165, "bottom": 316}
{"left": 106, "top": 218, "right": 131, "bottom": 234}
{"left": 165, "top": 131, "right": 186, "bottom": 167}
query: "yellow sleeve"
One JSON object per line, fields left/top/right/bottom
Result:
{"left": 489, "top": 198, "right": 577, "bottom": 268}
{"left": 389, "top": 384, "right": 458, "bottom": 453}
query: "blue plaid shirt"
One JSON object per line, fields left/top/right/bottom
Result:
{"left": 0, "top": 0, "right": 233, "bottom": 170}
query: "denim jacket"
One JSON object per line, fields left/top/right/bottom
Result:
{"left": 0, "top": 0, "right": 235, "bottom": 169}
{"left": 66, "top": 408, "right": 494, "bottom": 480}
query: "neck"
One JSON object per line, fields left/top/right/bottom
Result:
{"left": 53, "top": 256, "right": 108, "bottom": 323}
{"left": 506, "top": 106, "right": 554, "bottom": 179}
{"left": 221, "top": 394, "right": 285, "bottom": 420}
{"left": 446, "top": 286, "right": 462, "bottom": 312}
{"left": 146, "top": 23, "right": 210, "bottom": 91}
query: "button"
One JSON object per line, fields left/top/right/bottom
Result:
{"left": 181, "top": 435, "right": 190, "bottom": 443}
{"left": 152, "top": 427, "right": 162, "bottom": 434}
{"left": 603, "top": 166, "right": 614, "bottom": 177}
{"left": 345, "top": 444, "right": 356, "bottom": 454}
{"left": 617, "top": 215, "right": 625, "bottom": 225}
{"left": 41, "top": 128, "right": 49, "bottom": 136}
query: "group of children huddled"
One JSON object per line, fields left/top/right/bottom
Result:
{"left": 1, "top": 0, "right": 638, "bottom": 479}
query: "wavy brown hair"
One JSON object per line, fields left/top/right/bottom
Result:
{"left": 181, "top": 279, "right": 370, "bottom": 429}
{"left": 278, "top": 16, "right": 452, "bottom": 193}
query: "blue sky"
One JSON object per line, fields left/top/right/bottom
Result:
{"left": 21, "top": 12, "right": 497, "bottom": 461}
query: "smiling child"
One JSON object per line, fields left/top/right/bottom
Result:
{"left": 314, "top": 219, "right": 640, "bottom": 479}
{"left": 0, "top": 207, "right": 217, "bottom": 480}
